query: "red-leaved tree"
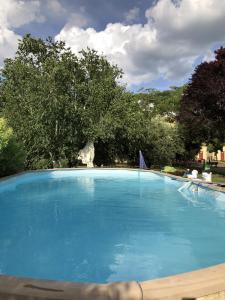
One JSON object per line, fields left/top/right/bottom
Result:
{"left": 179, "top": 47, "right": 225, "bottom": 155}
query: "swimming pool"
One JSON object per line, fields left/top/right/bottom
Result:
{"left": 0, "top": 169, "right": 225, "bottom": 284}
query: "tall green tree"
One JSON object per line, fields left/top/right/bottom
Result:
{"left": 94, "top": 92, "right": 184, "bottom": 167}
{"left": 0, "top": 35, "right": 123, "bottom": 168}
{"left": 1, "top": 35, "right": 82, "bottom": 167}
{"left": 135, "top": 86, "right": 185, "bottom": 122}
{"left": 0, "top": 34, "right": 185, "bottom": 169}
{"left": 76, "top": 49, "right": 123, "bottom": 143}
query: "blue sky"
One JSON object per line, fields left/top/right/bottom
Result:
{"left": 16, "top": 0, "right": 153, "bottom": 36}
{"left": 1, "top": 0, "right": 225, "bottom": 91}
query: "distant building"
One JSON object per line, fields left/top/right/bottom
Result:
{"left": 196, "top": 144, "right": 225, "bottom": 161}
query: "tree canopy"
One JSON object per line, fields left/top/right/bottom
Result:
{"left": 179, "top": 47, "right": 225, "bottom": 153}
{"left": 94, "top": 91, "right": 184, "bottom": 166}
{"left": 0, "top": 34, "right": 186, "bottom": 170}
{"left": 134, "top": 86, "right": 185, "bottom": 122}
{"left": 0, "top": 35, "right": 123, "bottom": 168}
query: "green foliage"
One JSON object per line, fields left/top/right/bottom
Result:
{"left": 135, "top": 86, "right": 185, "bottom": 122}
{"left": 0, "top": 139, "right": 25, "bottom": 177}
{"left": 179, "top": 47, "right": 225, "bottom": 153}
{"left": 207, "top": 143, "right": 215, "bottom": 153}
{"left": 77, "top": 48, "right": 123, "bottom": 142}
{"left": 145, "top": 116, "right": 184, "bottom": 165}
{"left": 204, "top": 162, "right": 211, "bottom": 172}
{"left": 93, "top": 93, "right": 185, "bottom": 167}
{"left": 162, "top": 166, "right": 177, "bottom": 173}
{"left": 0, "top": 34, "right": 186, "bottom": 172}
{"left": 59, "top": 158, "right": 69, "bottom": 168}
{"left": 0, "top": 118, "right": 25, "bottom": 176}
{"left": 32, "top": 158, "right": 52, "bottom": 170}
{"left": 0, "top": 35, "right": 122, "bottom": 168}
{"left": 207, "top": 139, "right": 224, "bottom": 153}
{"left": 1, "top": 35, "right": 82, "bottom": 167}
{"left": 0, "top": 118, "right": 13, "bottom": 151}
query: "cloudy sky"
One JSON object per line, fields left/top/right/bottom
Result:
{"left": 0, "top": 0, "right": 225, "bottom": 91}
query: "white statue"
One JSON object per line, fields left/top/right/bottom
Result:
{"left": 187, "top": 169, "right": 198, "bottom": 179}
{"left": 78, "top": 141, "right": 95, "bottom": 168}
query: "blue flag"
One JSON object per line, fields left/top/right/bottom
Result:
{"left": 139, "top": 150, "right": 147, "bottom": 169}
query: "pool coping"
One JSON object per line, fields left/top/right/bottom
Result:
{"left": 149, "top": 169, "right": 225, "bottom": 194}
{"left": 1, "top": 167, "right": 225, "bottom": 300}
{"left": 1, "top": 167, "right": 225, "bottom": 194}
{"left": 1, "top": 263, "right": 225, "bottom": 300}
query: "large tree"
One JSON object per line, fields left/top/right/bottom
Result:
{"left": 0, "top": 34, "right": 185, "bottom": 169}
{"left": 76, "top": 48, "right": 123, "bottom": 142}
{"left": 178, "top": 47, "right": 225, "bottom": 154}
{"left": 94, "top": 92, "right": 185, "bottom": 167}
{"left": 1, "top": 35, "right": 82, "bottom": 167}
{"left": 135, "top": 86, "right": 185, "bottom": 122}
{"left": 0, "top": 35, "right": 123, "bottom": 168}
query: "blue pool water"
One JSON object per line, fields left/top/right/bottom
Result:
{"left": 0, "top": 169, "right": 225, "bottom": 283}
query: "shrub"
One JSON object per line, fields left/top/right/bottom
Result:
{"left": 0, "top": 140, "right": 25, "bottom": 177}
{"left": 59, "top": 159, "right": 69, "bottom": 168}
{"left": 0, "top": 138, "right": 25, "bottom": 177}
{"left": 32, "top": 158, "right": 52, "bottom": 170}
{"left": 0, "top": 118, "right": 13, "bottom": 151}
{"left": 162, "top": 166, "right": 177, "bottom": 173}
{"left": 0, "top": 118, "right": 25, "bottom": 177}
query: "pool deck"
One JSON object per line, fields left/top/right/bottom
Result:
{"left": 1, "top": 168, "right": 225, "bottom": 300}
{"left": 1, "top": 263, "right": 225, "bottom": 299}
{"left": 150, "top": 169, "right": 225, "bottom": 194}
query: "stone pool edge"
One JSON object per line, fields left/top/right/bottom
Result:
{"left": 150, "top": 169, "right": 225, "bottom": 194}
{"left": 1, "top": 168, "right": 225, "bottom": 300}
{"left": 1, "top": 167, "right": 225, "bottom": 194}
{"left": 1, "top": 263, "right": 225, "bottom": 300}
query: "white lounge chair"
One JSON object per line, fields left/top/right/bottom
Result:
{"left": 202, "top": 172, "right": 212, "bottom": 183}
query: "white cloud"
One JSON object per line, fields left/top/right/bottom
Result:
{"left": 124, "top": 7, "right": 140, "bottom": 24}
{"left": 1, "top": 0, "right": 225, "bottom": 86}
{"left": 47, "top": 0, "right": 66, "bottom": 15}
{"left": 63, "top": 12, "right": 89, "bottom": 29}
{"left": 56, "top": 0, "right": 225, "bottom": 85}
{"left": 0, "top": 27, "right": 20, "bottom": 65}
{"left": 0, "top": 0, "right": 44, "bottom": 65}
{"left": 0, "top": 0, "right": 44, "bottom": 29}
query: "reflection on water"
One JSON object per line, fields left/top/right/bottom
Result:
{"left": 76, "top": 177, "right": 95, "bottom": 198}
{"left": 0, "top": 170, "right": 225, "bottom": 283}
{"left": 107, "top": 234, "right": 197, "bottom": 282}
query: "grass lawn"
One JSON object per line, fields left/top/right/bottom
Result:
{"left": 170, "top": 166, "right": 225, "bottom": 184}
{"left": 212, "top": 173, "right": 225, "bottom": 184}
